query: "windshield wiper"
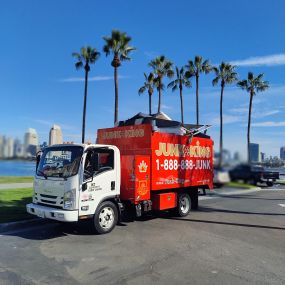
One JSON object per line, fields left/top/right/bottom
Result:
{"left": 37, "top": 170, "right": 47, "bottom": 179}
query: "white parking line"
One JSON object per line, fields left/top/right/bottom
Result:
{"left": 278, "top": 204, "right": 285, "bottom": 207}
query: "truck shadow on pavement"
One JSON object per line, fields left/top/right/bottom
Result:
{"left": 2, "top": 204, "right": 284, "bottom": 241}
{"left": 198, "top": 205, "right": 285, "bottom": 216}
{"left": 161, "top": 216, "right": 285, "bottom": 231}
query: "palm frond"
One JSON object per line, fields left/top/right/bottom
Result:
{"left": 212, "top": 77, "right": 219, "bottom": 86}
{"left": 75, "top": 61, "right": 83, "bottom": 70}
{"left": 138, "top": 86, "right": 146, "bottom": 95}
{"left": 102, "top": 30, "right": 135, "bottom": 62}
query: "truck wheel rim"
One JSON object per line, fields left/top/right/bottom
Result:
{"left": 99, "top": 207, "right": 114, "bottom": 230}
{"left": 180, "top": 197, "right": 190, "bottom": 213}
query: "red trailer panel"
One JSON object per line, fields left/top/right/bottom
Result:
{"left": 120, "top": 155, "right": 150, "bottom": 203}
{"left": 151, "top": 132, "right": 213, "bottom": 190}
{"left": 97, "top": 124, "right": 213, "bottom": 201}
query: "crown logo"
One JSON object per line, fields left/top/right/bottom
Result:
{"left": 138, "top": 160, "right": 148, "bottom": 173}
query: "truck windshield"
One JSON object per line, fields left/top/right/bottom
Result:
{"left": 37, "top": 146, "right": 83, "bottom": 178}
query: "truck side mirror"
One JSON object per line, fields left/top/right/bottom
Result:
{"left": 36, "top": 152, "right": 42, "bottom": 170}
{"left": 82, "top": 177, "right": 92, "bottom": 191}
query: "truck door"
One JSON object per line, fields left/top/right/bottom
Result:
{"left": 79, "top": 147, "right": 119, "bottom": 217}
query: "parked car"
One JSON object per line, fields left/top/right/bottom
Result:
{"left": 229, "top": 164, "right": 279, "bottom": 186}
{"left": 214, "top": 167, "right": 230, "bottom": 188}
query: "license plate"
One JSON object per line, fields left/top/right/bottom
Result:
{"left": 37, "top": 210, "right": 45, "bottom": 218}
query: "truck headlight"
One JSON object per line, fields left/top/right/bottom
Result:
{"left": 63, "top": 188, "right": 76, "bottom": 210}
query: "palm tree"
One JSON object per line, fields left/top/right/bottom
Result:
{"left": 167, "top": 67, "right": 192, "bottom": 125}
{"left": 138, "top": 72, "right": 157, "bottom": 115}
{"left": 186, "top": 56, "right": 212, "bottom": 125}
{"left": 149, "top": 55, "right": 174, "bottom": 113}
{"left": 72, "top": 46, "right": 100, "bottom": 143}
{"left": 103, "top": 30, "right": 136, "bottom": 124}
{"left": 237, "top": 72, "right": 269, "bottom": 163}
{"left": 212, "top": 62, "right": 238, "bottom": 167}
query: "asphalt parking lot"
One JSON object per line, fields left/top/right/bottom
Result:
{"left": 0, "top": 187, "right": 284, "bottom": 285}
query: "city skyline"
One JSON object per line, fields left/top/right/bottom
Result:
{"left": 1, "top": 1, "right": 285, "bottom": 158}
{"left": 0, "top": 125, "right": 63, "bottom": 158}
{"left": 1, "top": 125, "right": 285, "bottom": 163}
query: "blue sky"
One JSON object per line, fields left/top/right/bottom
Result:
{"left": 0, "top": 0, "right": 285, "bottom": 158}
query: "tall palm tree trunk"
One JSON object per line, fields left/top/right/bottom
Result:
{"left": 247, "top": 92, "right": 253, "bottom": 163}
{"left": 196, "top": 74, "right": 199, "bottom": 125}
{"left": 82, "top": 69, "right": 89, "bottom": 143}
{"left": 114, "top": 66, "right": 119, "bottom": 125}
{"left": 179, "top": 86, "right": 184, "bottom": 125}
{"left": 148, "top": 91, "right": 152, "bottom": 115}
{"left": 158, "top": 78, "right": 161, "bottom": 113}
{"left": 219, "top": 84, "right": 224, "bottom": 168}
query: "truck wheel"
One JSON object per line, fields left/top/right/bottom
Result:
{"left": 93, "top": 201, "right": 118, "bottom": 234}
{"left": 175, "top": 193, "right": 191, "bottom": 217}
{"left": 266, "top": 181, "right": 273, "bottom": 187}
{"left": 191, "top": 188, "right": 199, "bottom": 210}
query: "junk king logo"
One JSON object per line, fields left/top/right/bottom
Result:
{"left": 138, "top": 160, "right": 148, "bottom": 173}
{"left": 155, "top": 140, "right": 211, "bottom": 158}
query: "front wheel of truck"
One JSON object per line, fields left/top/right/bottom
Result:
{"left": 175, "top": 193, "right": 191, "bottom": 217}
{"left": 93, "top": 201, "right": 118, "bottom": 234}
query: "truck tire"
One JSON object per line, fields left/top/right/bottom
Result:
{"left": 191, "top": 188, "right": 199, "bottom": 210}
{"left": 93, "top": 201, "right": 118, "bottom": 234}
{"left": 175, "top": 193, "right": 191, "bottom": 217}
{"left": 266, "top": 181, "right": 273, "bottom": 187}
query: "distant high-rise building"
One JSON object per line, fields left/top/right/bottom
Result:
{"left": 49, "top": 125, "right": 63, "bottom": 145}
{"left": 260, "top": 152, "right": 266, "bottom": 162}
{"left": 7, "top": 137, "right": 14, "bottom": 157}
{"left": 1, "top": 137, "right": 14, "bottom": 158}
{"left": 249, "top": 143, "right": 260, "bottom": 163}
{"left": 0, "top": 135, "right": 4, "bottom": 158}
{"left": 233, "top": 151, "right": 241, "bottom": 162}
{"left": 280, "top": 147, "right": 285, "bottom": 161}
{"left": 14, "top": 138, "right": 24, "bottom": 157}
{"left": 24, "top": 128, "right": 39, "bottom": 157}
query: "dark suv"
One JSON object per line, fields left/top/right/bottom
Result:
{"left": 229, "top": 164, "right": 279, "bottom": 186}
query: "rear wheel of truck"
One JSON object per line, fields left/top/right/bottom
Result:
{"left": 175, "top": 193, "right": 191, "bottom": 217}
{"left": 93, "top": 201, "right": 118, "bottom": 234}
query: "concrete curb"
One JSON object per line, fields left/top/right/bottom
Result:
{"left": 213, "top": 187, "right": 261, "bottom": 196}
{"left": 0, "top": 218, "right": 50, "bottom": 234}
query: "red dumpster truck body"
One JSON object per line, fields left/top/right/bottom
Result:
{"left": 27, "top": 118, "right": 213, "bottom": 234}
{"left": 97, "top": 123, "right": 213, "bottom": 214}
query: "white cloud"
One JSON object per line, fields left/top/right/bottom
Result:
{"left": 153, "top": 104, "right": 173, "bottom": 111}
{"left": 60, "top": 75, "right": 128, "bottom": 82}
{"left": 230, "top": 54, "right": 285, "bottom": 67}
{"left": 34, "top": 119, "right": 76, "bottom": 130}
{"left": 251, "top": 121, "right": 285, "bottom": 127}
{"left": 161, "top": 104, "right": 173, "bottom": 110}
{"left": 253, "top": 110, "right": 280, "bottom": 118}
{"left": 211, "top": 114, "right": 243, "bottom": 125}
{"left": 230, "top": 107, "right": 248, "bottom": 114}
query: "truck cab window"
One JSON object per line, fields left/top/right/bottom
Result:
{"left": 97, "top": 150, "right": 114, "bottom": 173}
{"left": 84, "top": 151, "right": 97, "bottom": 180}
{"left": 84, "top": 149, "right": 114, "bottom": 180}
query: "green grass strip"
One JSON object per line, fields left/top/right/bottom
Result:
{"left": 0, "top": 176, "right": 33, "bottom": 184}
{"left": 225, "top": 182, "right": 257, "bottom": 189}
{"left": 0, "top": 188, "right": 33, "bottom": 223}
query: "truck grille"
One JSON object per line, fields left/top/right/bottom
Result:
{"left": 38, "top": 194, "right": 63, "bottom": 208}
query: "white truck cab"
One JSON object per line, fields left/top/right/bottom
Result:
{"left": 27, "top": 143, "right": 121, "bottom": 234}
